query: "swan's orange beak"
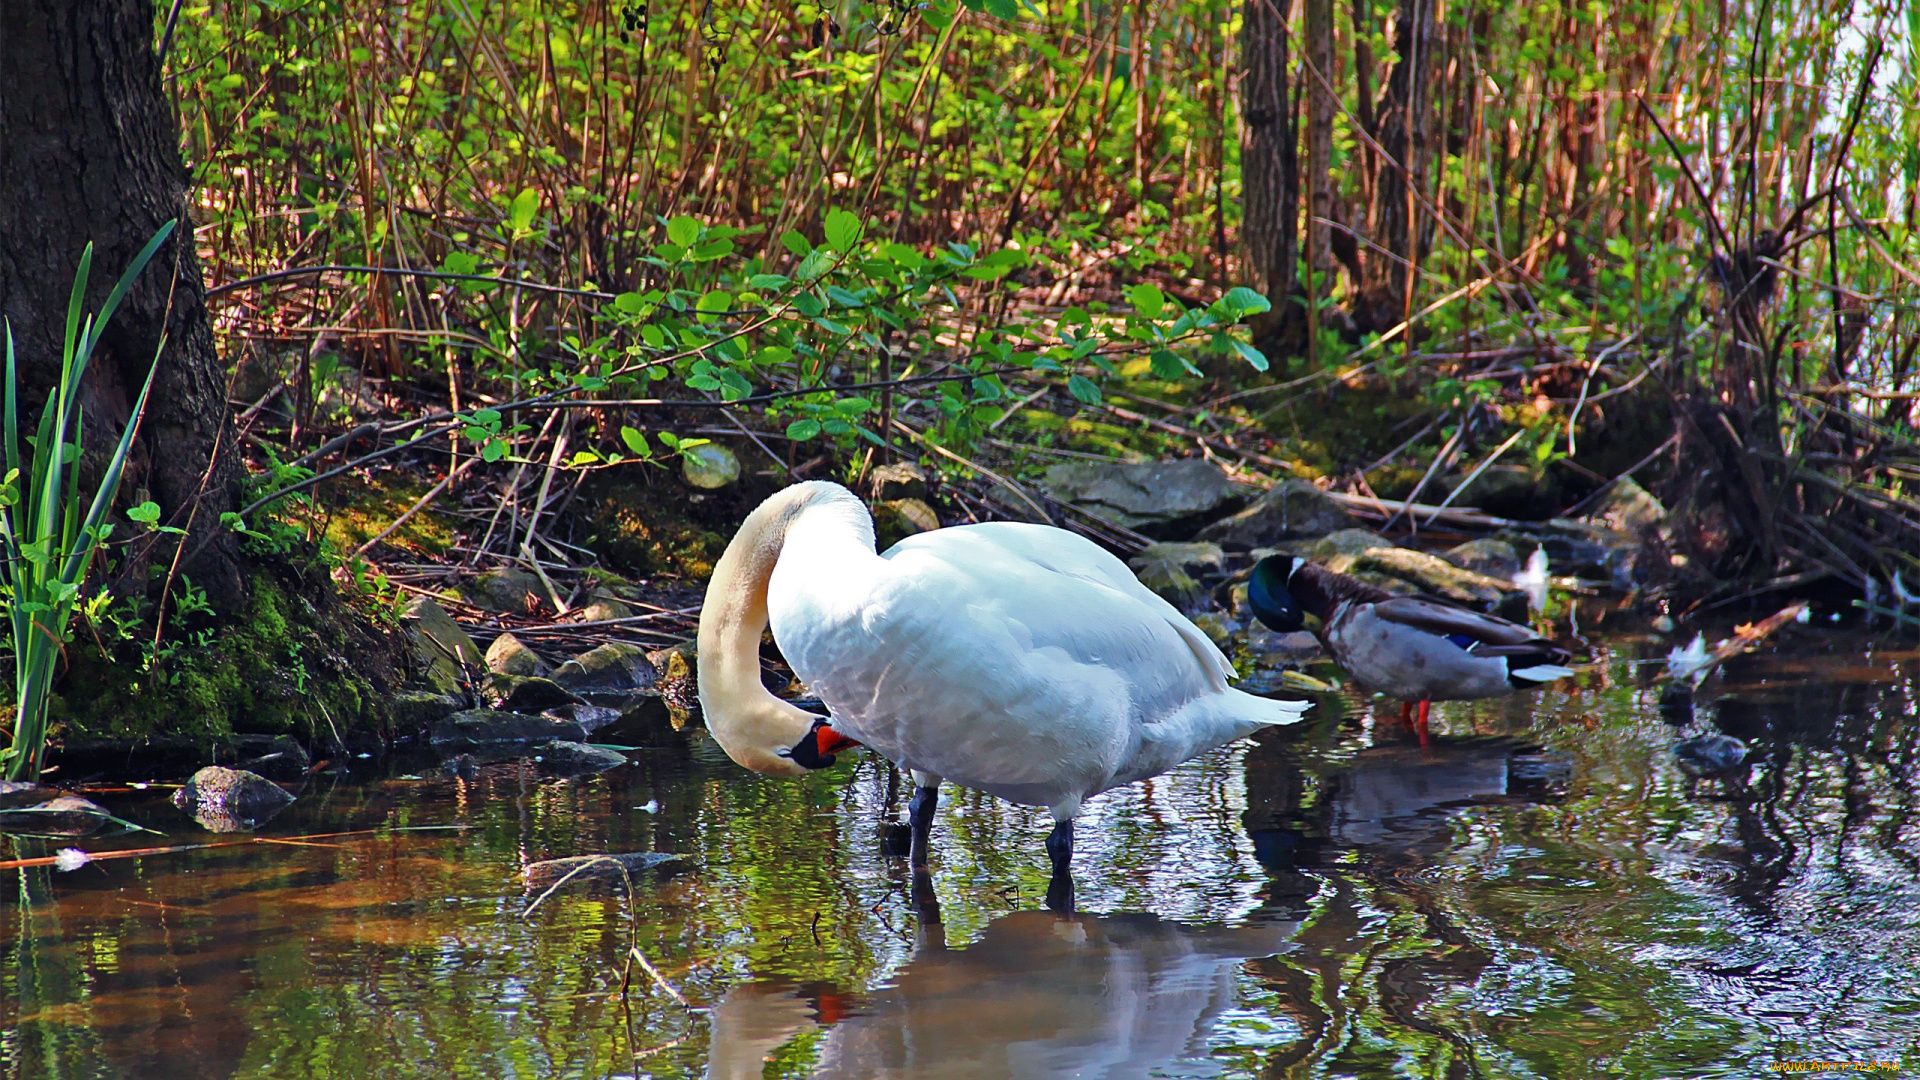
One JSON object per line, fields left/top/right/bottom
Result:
{"left": 816, "top": 724, "right": 861, "bottom": 756}
{"left": 786, "top": 717, "right": 862, "bottom": 770}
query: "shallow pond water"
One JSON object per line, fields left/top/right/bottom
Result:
{"left": 5, "top": 627, "right": 1920, "bottom": 1079}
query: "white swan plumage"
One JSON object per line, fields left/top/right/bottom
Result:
{"left": 697, "top": 481, "right": 1309, "bottom": 900}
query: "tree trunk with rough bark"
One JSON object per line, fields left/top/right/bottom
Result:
{"left": 1355, "top": 0, "right": 1441, "bottom": 335}
{"left": 0, "top": 0, "right": 245, "bottom": 609}
{"left": 1239, "top": 0, "right": 1301, "bottom": 354}
{"left": 1301, "top": 0, "right": 1336, "bottom": 357}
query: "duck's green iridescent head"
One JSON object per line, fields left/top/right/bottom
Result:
{"left": 1248, "top": 555, "right": 1307, "bottom": 632}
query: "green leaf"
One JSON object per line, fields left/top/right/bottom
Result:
{"left": 665, "top": 215, "right": 701, "bottom": 247}
{"left": 1230, "top": 339, "right": 1271, "bottom": 372}
{"left": 786, "top": 418, "right": 822, "bottom": 440}
{"left": 127, "top": 500, "right": 161, "bottom": 525}
{"left": 1222, "top": 286, "right": 1271, "bottom": 317}
{"left": 1149, "top": 350, "right": 1187, "bottom": 380}
{"left": 613, "top": 291, "right": 647, "bottom": 314}
{"left": 696, "top": 289, "right": 731, "bottom": 322}
{"left": 823, "top": 208, "right": 862, "bottom": 253}
{"left": 781, "top": 230, "right": 812, "bottom": 257}
{"left": 1127, "top": 283, "right": 1165, "bottom": 318}
{"left": 481, "top": 439, "right": 506, "bottom": 463}
{"left": 507, "top": 187, "right": 539, "bottom": 236}
{"left": 620, "top": 426, "right": 651, "bottom": 456}
{"left": 1067, "top": 374, "right": 1101, "bottom": 405}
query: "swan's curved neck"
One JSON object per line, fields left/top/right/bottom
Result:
{"left": 697, "top": 482, "right": 868, "bottom": 776}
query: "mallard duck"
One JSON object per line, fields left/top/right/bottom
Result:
{"left": 1247, "top": 555, "right": 1573, "bottom": 738}
{"left": 698, "top": 481, "right": 1311, "bottom": 909}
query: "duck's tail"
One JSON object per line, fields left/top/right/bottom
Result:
{"left": 1508, "top": 662, "right": 1577, "bottom": 687}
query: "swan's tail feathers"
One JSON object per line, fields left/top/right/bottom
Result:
{"left": 1509, "top": 663, "right": 1577, "bottom": 687}
{"left": 1242, "top": 691, "right": 1313, "bottom": 727}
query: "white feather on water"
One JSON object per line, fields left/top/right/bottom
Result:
{"left": 1666, "top": 634, "right": 1712, "bottom": 686}
{"left": 1513, "top": 548, "right": 1550, "bottom": 613}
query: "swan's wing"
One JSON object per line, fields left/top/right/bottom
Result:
{"left": 888, "top": 522, "right": 1234, "bottom": 691}
{"left": 781, "top": 524, "right": 1241, "bottom": 793}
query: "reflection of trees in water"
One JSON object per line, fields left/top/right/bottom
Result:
{"left": 1233, "top": 650, "right": 1920, "bottom": 1077}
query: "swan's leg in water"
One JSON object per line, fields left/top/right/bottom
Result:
{"left": 1044, "top": 819, "right": 1075, "bottom": 913}
{"left": 907, "top": 771, "right": 941, "bottom": 867}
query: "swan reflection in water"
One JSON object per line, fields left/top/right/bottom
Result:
{"left": 705, "top": 891, "right": 1301, "bottom": 1080}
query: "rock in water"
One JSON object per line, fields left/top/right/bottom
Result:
{"left": 485, "top": 632, "right": 552, "bottom": 677}
{"left": 1197, "top": 479, "right": 1356, "bottom": 546}
{"left": 536, "top": 741, "right": 629, "bottom": 778}
{"left": 1128, "top": 542, "right": 1225, "bottom": 610}
{"left": 0, "top": 795, "right": 114, "bottom": 837}
{"left": 553, "top": 642, "right": 659, "bottom": 697}
{"left": 1442, "top": 538, "right": 1522, "bottom": 579}
{"left": 522, "top": 851, "right": 687, "bottom": 889}
{"left": 401, "top": 597, "right": 485, "bottom": 696}
{"left": 172, "top": 766, "right": 296, "bottom": 832}
{"left": 1673, "top": 734, "right": 1748, "bottom": 778}
{"left": 0, "top": 780, "right": 61, "bottom": 811}
{"left": 429, "top": 710, "right": 588, "bottom": 751}
{"left": 1041, "top": 459, "right": 1243, "bottom": 536}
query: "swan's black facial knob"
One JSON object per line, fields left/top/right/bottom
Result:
{"left": 785, "top": 717, "right": 859, "bottom": 770}
{"left": 1248, "top": 555, "right": 1305, "bottom": 633}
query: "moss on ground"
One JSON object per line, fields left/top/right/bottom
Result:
{"left": 48, "top": 558, "right": 405, "bottom": 751}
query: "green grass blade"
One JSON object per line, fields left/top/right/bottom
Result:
{"left": 62, "top": 340, "right": 162, "bottom": 586}
{"left": 80, "top": 220, "right": 175, "bottom": 360}
{"left": 61, "top": 243, "right": 92, "bottom": 381}
{"left": 2, "top": 323, "right": 17, "bottom": 481}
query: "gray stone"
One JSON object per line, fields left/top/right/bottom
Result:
{"left": 172, "top": 767, "right": 296, "bottom": 832}
{"left": 231, "top": 735, "right": 311, "bottom": 781}
{"left": 1042, "top": 459, "right": 1244, "bottom": 535}
{"left": 1581, "top": 477, "right": 1668, "bottom": 535}
{"left": 1352, "top": 546, "right": 1519, "bottom": 609}
{"left": 485, "top": 632, "right": 552, "bottom": 677}
{"left": 1129, "top": 542, "right": 1226, "bottom": 610}
{"left": 1348, "top": 570, "right": 1422, "bottom": 596}
{"left": 545, "top": 703, "right": 623, "bottom": 734}
{"left": 485, "top": 675, "right": 583, "bottom": 713}
{"left": 574, "top": 592, "right": 635, "bottom": 624}
{"left": 877, "top": 497, "right": 940, "bottom": 536}
{"left": 1499, "top": 519, "right": 1637, "bottom": 583}
{"left": 1442, "top": 538, "right": 1522, "bottom": 579}
{"left": 462, "top": 568, "right": 546, "bottom": 614}
{"left": 1301, "top": 529, "right": 1395, "bottom": 571}
{"left": 1188, "top": 611, "right": 1235, "bottom": 650}
{"left": 535, "top": 741, "right": 629, "bottom": 778}
{"left": 430, "top": 710, "right": 587, "bottom": 751}
{"left": 681, "top": 443, "right": 741, "bottom": 489}
{"left": 1245, "top": 626, "right": 1326, "bottom": 665}
{"left": 0, "top": 795, "right": 113, "bottom": 837}
{"left": 1197, "top": 479, "right": 1357, "bottom": 547}
{"left": 392, "top": 690, "right": 464, "bottom": 732}
{"left": 0, "top": 780, "right": 60, "bottom": 811}
{"left": 553, "top": 642, "right": 659, "bottom": 696}
{"left": 869, "top": 462, "right": 929, "bottom": 502}
{"left": 1440, "top": 464, "right": 1551, "bottom": 518}
{"left": 522, "top": 851, "right": 687, "bottom": 889}
{"left": 402, "top": 597, "right": 483, "bottom": 696}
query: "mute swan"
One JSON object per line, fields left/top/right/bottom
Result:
{"left": 697, "top": 481, "right": 1309, "bottom": 905}
{"left": 1248, "top": 555, "right": 1573, "bottom": 740}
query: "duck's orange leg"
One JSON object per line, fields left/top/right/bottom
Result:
{"left": 1415, "top": 699, "right": 1432, "bottom": 747}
